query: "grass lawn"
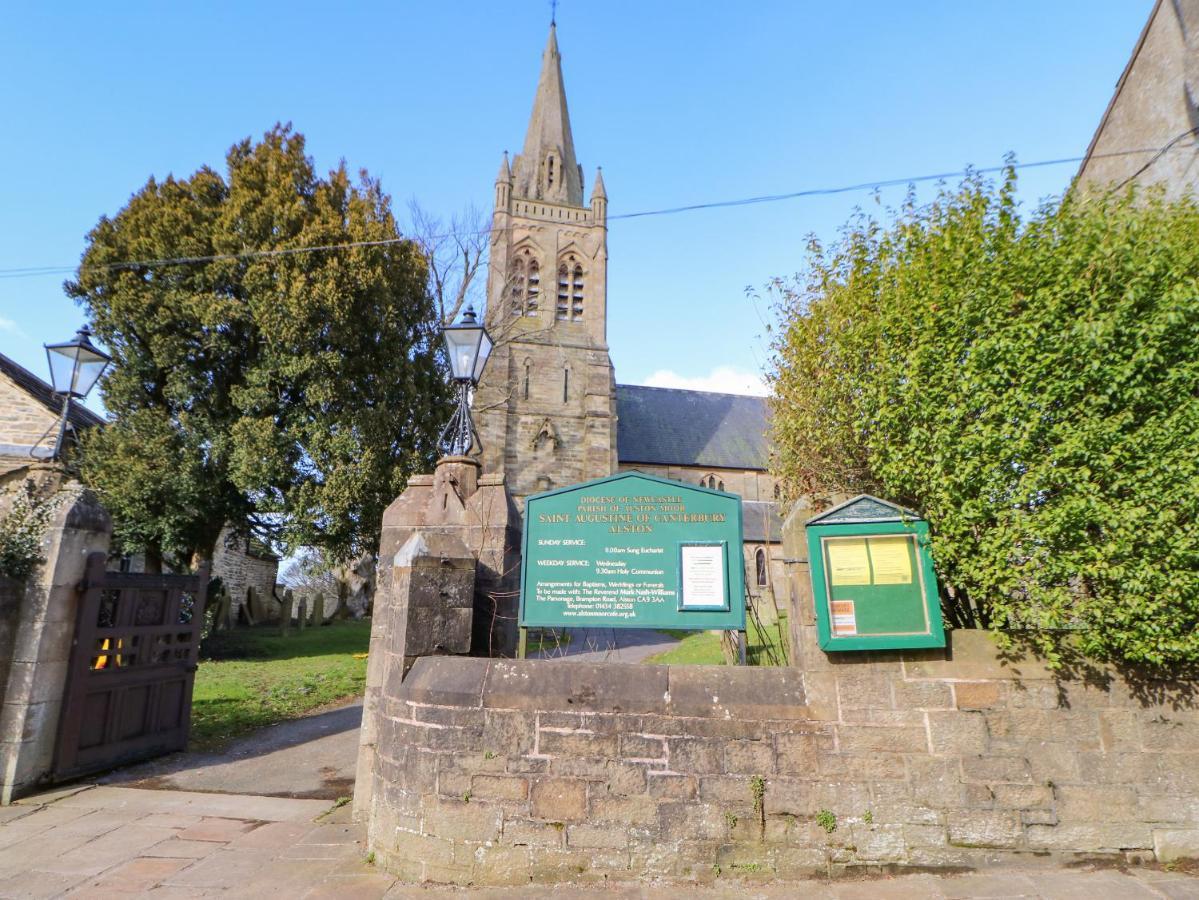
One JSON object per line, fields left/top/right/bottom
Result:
{"left": 646, "top": 616, "right": 790, "bottom": 666}
{"left": 190, "top": 619, "right": 372, "bottom": 751}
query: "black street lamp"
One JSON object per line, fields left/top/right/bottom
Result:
{"left": 438, "top": 305, "right": 493, "bottom": 457}
{"left": 43, "top": 326, "right": 111, "bottom": 460}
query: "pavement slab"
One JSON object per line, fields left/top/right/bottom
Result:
{"left": 55, "top": 785, "right": 331, "bottom": 822}
{"left": 3, "top": 784, "right": 1199, "bottom": 898}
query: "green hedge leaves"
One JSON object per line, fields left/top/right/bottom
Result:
{"left": 769, "top": 172, "right": 1199, "bottom": 668}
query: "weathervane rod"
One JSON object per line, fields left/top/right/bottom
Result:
{"left": 550, "top": 0, "right": 557, "bottom": 26}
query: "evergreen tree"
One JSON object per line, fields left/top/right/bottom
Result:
{"left": 68, "top": 125, "right": 448, "bottom": 567}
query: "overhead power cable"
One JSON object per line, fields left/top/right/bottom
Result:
{"left": 0, "top": 134, "right": 1195, "bottom": 282}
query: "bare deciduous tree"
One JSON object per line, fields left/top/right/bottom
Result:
{"left": 408, "top": 200, "right": 489, "bottom": 325}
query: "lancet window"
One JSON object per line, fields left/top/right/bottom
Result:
{"left": 571, "top": 265, "right": 584, "bottom": 319}
{"left": 756, "top": 548, "right": 768, "bottom": 587}
{"left": 526, "top": 261, "right": 540, "bottom": 314}
{"left": 511, "top": 248, "right": 540, "bottom": 317}
{"left": 510, "top": 258, "right": 527, "bottom": 317}
{"left": 557, "top": 264, "right": 569, "bottom": 319}
{"left": 555, "top": 254, "right": 585, "bottom": 321}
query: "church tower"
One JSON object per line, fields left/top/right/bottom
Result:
{"left": 473, "top": 24, "right": 617, "bottom": 505}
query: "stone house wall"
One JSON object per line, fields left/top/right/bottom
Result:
{"left": 1076, "top": 0, "right": 1199, "bottom": 199}
{"left": 210, "top": 526, "right": 279, "bottom": 617}
{"left": 0, "top": 372, "right": 60, "bottom": 475}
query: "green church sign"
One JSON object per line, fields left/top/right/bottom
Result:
{"left": 805, "top": 495, "right": 946, "bottom": 651}
{"left": 520, "top": 472, "right": 746, "bottom": 631}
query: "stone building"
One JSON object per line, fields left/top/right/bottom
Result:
{"left": 473, "top": 26, "right": 783, "bottom": 611}
{"left": 1076, "top": 0, "right": 1199, "bottom": 196}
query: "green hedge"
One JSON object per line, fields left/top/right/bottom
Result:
{"left": 768, "top": 172, "right": 1199, "bottom": 668}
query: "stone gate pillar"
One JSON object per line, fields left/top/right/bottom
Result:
{"left": 0, "top": 471, "right": 111, "bottom": 804}
{"left": 353, "top": 456, "right": 520, "bottom": 821}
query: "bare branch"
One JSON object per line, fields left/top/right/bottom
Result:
{"left": 408, "top": 199, "right": 489, "bottom": 325}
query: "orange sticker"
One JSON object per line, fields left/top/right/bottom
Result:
{"left": 830, "top": 600, "right": 857, "bottom": 636}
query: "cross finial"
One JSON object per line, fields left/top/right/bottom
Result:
{"left": 550, "top": 0, "right": 558, "bottom": 25}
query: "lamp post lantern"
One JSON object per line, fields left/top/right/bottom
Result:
{"left": 437, "top": 305, "right": 493, "bottom": 457}
{"left": 43, "top": 326, "right": 111, "bottom": 460}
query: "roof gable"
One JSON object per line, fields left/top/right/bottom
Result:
{"left": 805, "top": 494, "right": 921, "bottom": 526}
{"left": 615, "top": 384, "right": 770, "bottom": 470}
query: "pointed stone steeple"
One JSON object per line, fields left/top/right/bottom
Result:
{"left": 496, "top": 150, "right": 512, "bottom": 184}
{"left": 590, "top": 166, "right": 606, "bottom": 201}
{"left": 511, "top": 24, "right": 583, "bottom": 206}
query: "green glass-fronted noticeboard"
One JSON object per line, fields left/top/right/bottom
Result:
{"left": 520, "top": 472, "right": 746, "bottom": 631}
{"left": 806, "top": 495, "right": 946, "bottom": 652}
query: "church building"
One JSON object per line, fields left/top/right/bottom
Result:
{"left": 473, "top": 25, "right": 784, "bottom": 615}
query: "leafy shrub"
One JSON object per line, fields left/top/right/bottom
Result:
{"left": 0, "top": 484, "right": 60, "bottom": 582}
{"left": 768, "top": 171, "right": 1199, "bottom": 668}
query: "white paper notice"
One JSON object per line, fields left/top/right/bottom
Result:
{"left": 680, "top": 544, "right": 726, "bottom": 609}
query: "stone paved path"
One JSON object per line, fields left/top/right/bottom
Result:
{"left": 97, "top": 702, "right": 362, "bottom": 800}
{"left": 532, "top": 627, "right": 679, "bottom": 663}
{"left": 2, "top": 784, "right": 1198, "bottom": 898}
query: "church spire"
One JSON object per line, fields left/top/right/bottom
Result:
{"left": 511, "top": 23, "right": 583, "bottom": 206}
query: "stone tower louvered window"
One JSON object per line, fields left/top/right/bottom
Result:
{"left": 571, "top": 265, "right": 584, "bottom": 319}
{"left": 556, "top": 254, "right": 584, "bottom": 321}
{"left": 510, "top": 257, "right": 527, "bottom": 317}
{"left": 511, "top": 249, "right": 541, "bottom": 317}
{"left": 526, "top": 260, "right": 540, "bottom": 314}
{"left": 556, "top": 264, "right": 569, "bottom": 319}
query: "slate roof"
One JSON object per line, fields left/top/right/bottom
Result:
{"left": 0, "top": 351, "right": 105, "bottom": 431}
{"left": 743, "top": 500, "right": 784, "bottom": 543}
{"left": 615, "top": 384, "right": 770, "bottom": 470}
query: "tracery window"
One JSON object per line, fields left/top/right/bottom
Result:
{"left": 701, "top": 474, "right": 725, "bottom": 491}
{"left": 755, "top": 548, "right": 768, "bottom": 587}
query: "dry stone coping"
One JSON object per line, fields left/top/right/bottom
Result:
{"left": 399, "top": 656, "right": 809, "bottom": 719}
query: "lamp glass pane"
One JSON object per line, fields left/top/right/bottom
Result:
{"left": 443, "top": 326, "right": 482, "bottom": 380}
{"left": 72, "top": 351, "right": 109, "bottom": 396}
{"left": 46, "top": 346, "right": 80, "bottom": 394}
{"left": 472, "top": 331, "right": 493, "bottom": 382}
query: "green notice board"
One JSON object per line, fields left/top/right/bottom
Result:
{"left": 520, "top": 472, "right": 746, "bottom": 631}
{"left": 806, "top": 495, "right": 946, "bottom": 652}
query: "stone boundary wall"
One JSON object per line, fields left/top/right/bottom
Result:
{"left": 362, "top": 648, "right": 1199, "bottom": 885}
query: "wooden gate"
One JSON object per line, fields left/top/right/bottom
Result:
{"left": 53, "top": 552, "right": 209, "bottom": 781}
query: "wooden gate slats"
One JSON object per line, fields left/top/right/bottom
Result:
{"left": 53, "top": 552, "right": 209, "bottom": 782}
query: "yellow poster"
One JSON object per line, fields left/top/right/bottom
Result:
{"left": 826, "top": 539, "right": 870, "bottom": 586}
{"left": 869, "top": 536, "right": 913, "bottom": 584}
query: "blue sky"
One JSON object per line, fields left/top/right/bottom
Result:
{"left": 0, "top": 1, "right": 1153, "bottom": 407}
